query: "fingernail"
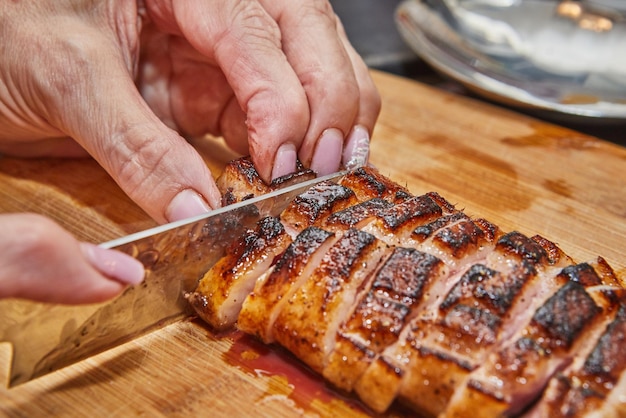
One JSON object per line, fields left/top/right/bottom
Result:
{"left": 271, "top": 143, "right": 297, "bottom": 181}
{"left": 166, "top": 189, "right": 212, "bottom": 222}
{"left": 343, "top": 125, "right": 370, "bottom": 170}
{"left": 80, "top": 243, "right": 145, "bottom": 285}
{"left": 311, "top": 128, "right": 343, "bottom": 176}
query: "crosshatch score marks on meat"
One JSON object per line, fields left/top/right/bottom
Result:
{"left": 187, "top": 157, "right": 626, "bottom": 417}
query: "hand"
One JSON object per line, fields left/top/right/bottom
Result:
{"left": 0, "top": 0, "right": 380, "bottom": 223}
{"left": 0, "top": 214, "right": 144, "bottom": 304}
{"left": 0, "top": 0, "right": 380, "bottom": 304}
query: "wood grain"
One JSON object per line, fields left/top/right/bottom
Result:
{"left": 0, "top": 70, "right": 624, "bottom": 417}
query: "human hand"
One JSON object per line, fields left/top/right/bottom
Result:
{"left": 0, "top": 0, "right": 380, "bottom": 224}
{"left": 0, "top": 214, "right": 144, "bottom": 304}
{"left": 0, "top": 0, "right": 379, "bottom": 304}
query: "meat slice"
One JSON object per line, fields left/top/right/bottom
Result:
{"left": 271, "top": 228, "right": 390, "bottom": 373}
{"left": 527, "top": 287, "right": 626, "bottom": 417}
{"left": 353, "top": 231, "right": 571, "bottom": 414}
{"left": 444, "top": 277, "right": 609, "bottom": 417}
{"left": 279, "top": 181, "right": 359, "bottom": 235}
{"left": 412, "top": 215, "right": 501, "bottom": 271}
{"left": 338, "top": 166, "right": 412, "bottom": 203}
{"left": 322, "top": 247, "right": 448, "bottom": 391}
{"left": 323, "top": 198, "right": 395, "bottom": 231}
{"left": 237, "top": 227, "right": 337, "bottom": 343}
{"left": 187, "top": 216, "right": 292, "bottom": 330}
{"left": 217, "top": 156, "right": 315, "bottom": 205}
{"left": 360, "top": 193, "right": 452, "bottom": 246}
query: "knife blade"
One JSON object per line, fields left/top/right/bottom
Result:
{"left": 0, "top": 170, "right": 347, "bottom": 387}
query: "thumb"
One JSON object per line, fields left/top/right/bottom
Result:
{"left": 46, "top": 33, "right": 221, "bottom": 223}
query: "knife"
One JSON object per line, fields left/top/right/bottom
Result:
{"left": 0, "top": 170, "right": 346, "bottom": 387}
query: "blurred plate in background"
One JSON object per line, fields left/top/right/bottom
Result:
{"left": 395, "top": 0, "right": 626, "bottom": 122}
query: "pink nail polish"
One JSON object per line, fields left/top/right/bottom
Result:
{"left": 343, "top": 125, "right": 370, "bottom": 169}
{"left": 311, "top": 128, "right": 343, "bottom": 176}
{"left": 271, "top": 143, "right": 297, "bottom": 180}
{"left": 80, "top": 243, "right": 145, "bottom": 285}
{"left": 165, "top": 189, "right": 211, "bottom": 222}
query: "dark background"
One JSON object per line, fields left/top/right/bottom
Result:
{"left": 330, "top": 0, "right": 625, "bottom": 147}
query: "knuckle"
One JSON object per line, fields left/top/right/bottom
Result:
{"left": 104, "top": 124, "right": 173, "bottom": 200}
{"left": 222, "top": 1, "right": 282, "bottom": 48}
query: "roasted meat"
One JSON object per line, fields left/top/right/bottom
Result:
{"left": 187, "top": 157, "right": 626, "bottom": 417}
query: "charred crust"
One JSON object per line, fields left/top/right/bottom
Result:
{"left": 592, "top": 256, "right": 622, "bottom": 286}
{"left": 350, "top": 167, "right": 389, "bottom": 196}
{"left": 412, "top": 212, "right": 466, "bottom": 241}
{"left": 270, "top": 167, "right": 316, "bottom": 188}
{"left": 441, "top": 264, "right": 533, "bottom": 316}
{"left": 272, "top": 227, "right": 334, "bottom": 274}
{"left": 531, "top": 235, "right": 567, "bottom": 265}
{"left": 324, "top": 198, "right": 393, "bottom": 228}
{"left": 432, "top": 219, "right": 487, "bottom": 258}
{"left": 236, "top": 157, "right": 261, "bottom": 186}
{"left": 442, "top": 304, "right": 500, "bottom": 344}
{"left": 532, "top": 281, "right": 600, "bottom": 348}
{"left": 418, "top": 345, "right": 474, "bottom": 372}
{"left": 473, "top": 218, "right": 500, "bottom": 241}
{"left": 379, "top": 194, "right": 444, "bottom": 231}
{"left": 349, "top": 292, "right": 412, "bottom": 345}
{"left": 321, "top": 229, "right": 378, "bottom": 286}
{"left": 257, "top": 216, "right": 286, "bottom": 241}
{"left": 425, "top": 191, "right": 457, "bottom": 213}
{"left": 221, "top": 189, "right": 238, "bottom": 206}
{"left": 372, "top": 247, "right": 443, "bottom": 300}
{"left": 289, "top": 182, "right": 356, "bottom": 224}
{"left": 342, "top": 166, "right": 410, "bottom": 200}
{"left": 582, "top": 303, "right": 626, "bottom": 382}
{"left": 557, "top": 263, "right": 603, "bottom": 287}
{"left": 496, "top": 231, "right": 549, "bottom": 266}
{"left": 395, "top": 190, "right": 412, "bottom": 201}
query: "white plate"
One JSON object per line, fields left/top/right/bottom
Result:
{"left": 395, "top": 0, "right": 626, "bottom": 122}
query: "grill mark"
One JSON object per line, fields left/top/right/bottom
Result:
{"left": 324, "top": 248, "right": 446, "bottom": 390}
{"left": 280, "top": 182, "right": 357, "bottom": 230}
{"left": 496, "top": 231, "right": 549, "bottom": 266}
{"left": 272, "top": 228, "right": 388, "bottom": 372}
{"left": 324, "top": 198, "right": 394, "bottom": 229}
{"left": 339, "top": 166, "right": 411, "bottom": 202}
{"left": 531, "top": 281, "right": 601, "bottom": 349}
{"left": 378, "top": 194, "right": 444, "bottom": 232}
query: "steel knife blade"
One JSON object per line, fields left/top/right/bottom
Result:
{"left": 0, "top": 170, "right": 346, "bottom": 387}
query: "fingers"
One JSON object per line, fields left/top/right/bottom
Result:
{"left": 334, "top": 17, "right": 382, "bottom": 169}
{"left": 0, "top": 214, "right": 144, "bottom": 304}
{"left": 258, "top": 0, "right": 381, "bottom": 173}
{"left": 259, "top": 1, "right": 355, "bottom": 174}
{"left": 149, "top": 0, "right": 380, "bottom": 182}
{"left": 155, "top": 0, "right": 311, "bottom": 183}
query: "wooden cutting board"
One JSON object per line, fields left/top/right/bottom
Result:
{"left": 0, "top": 70, "right": 624, "bottom": 417}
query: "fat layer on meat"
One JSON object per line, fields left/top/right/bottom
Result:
{"left": 190, "top": 160, "right": 626, "bottom": 417}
